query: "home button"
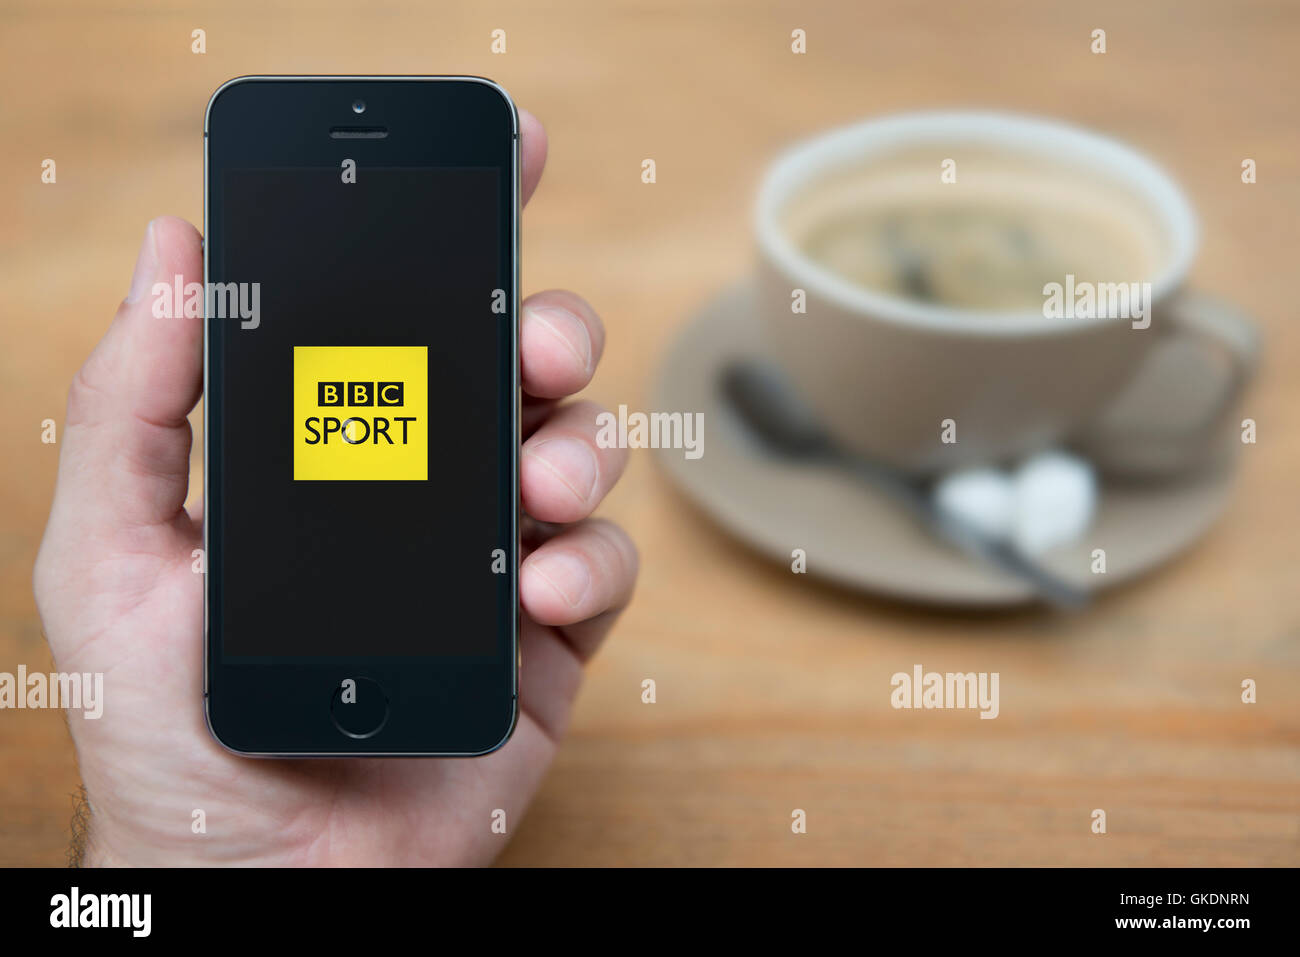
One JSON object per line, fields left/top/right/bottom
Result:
{"left": 330, "top": 678, "right": 389, "bottom": 739}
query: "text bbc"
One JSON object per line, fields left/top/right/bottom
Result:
{"left": 317, "top": 381, "right": 404, "bottom": 407}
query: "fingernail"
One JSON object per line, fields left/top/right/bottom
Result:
{"left": 125, "top": 220, "right": 159, "bottom": 304}
{"left": 527, "top": 437, "right": 599, "bottom": 503}
{"left": 529, "top": 552, "right": 592, "bottom": 608}
{"left": 529, "top": 306, "right": 592, "bottom": 376}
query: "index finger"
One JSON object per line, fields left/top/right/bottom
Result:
{"left": 520, "top": 107, "right": 547, "bottom": 206}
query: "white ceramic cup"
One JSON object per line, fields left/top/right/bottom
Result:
{"left": 755, "top": 111, "right": 1257, "bottom": 475}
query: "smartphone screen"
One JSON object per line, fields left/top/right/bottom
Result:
{"left": 204, "top": 78, "right": 518, "bottom": 755}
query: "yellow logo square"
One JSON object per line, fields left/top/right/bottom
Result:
{"left": 293, "top": 346, "right": 428, "bottom": 481}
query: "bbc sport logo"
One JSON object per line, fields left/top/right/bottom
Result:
{"left": 293, "top": 346, "right": 428, "bottom": 481}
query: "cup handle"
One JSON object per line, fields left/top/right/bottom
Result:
{"left": 1102, "top": 290, "right": 1259, "bottom": 443}
{"left": 1073, "top": 289, "right": 1260, "bottom": 477}
{"left": 1151, "top": 289, "right": 1260, "bottom": 437}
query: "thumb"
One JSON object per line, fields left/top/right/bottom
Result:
{"left": 51, "top": 216, "right": 204, "bottom": 536}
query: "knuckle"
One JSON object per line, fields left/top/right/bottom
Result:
{"left": 66, "top": 355, "right": 110, "bottom": 429}
{"left": 590, "top": 518, "right": 638, "bottom": 576}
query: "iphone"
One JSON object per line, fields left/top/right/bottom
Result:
{"left": 203, "top": 77, "right": 519, "bottom": 755}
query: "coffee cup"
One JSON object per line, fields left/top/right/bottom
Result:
{"left": 754, "top": 111, "right": 1257, "bottom": 476}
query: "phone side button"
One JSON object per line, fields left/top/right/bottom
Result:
{"left": 329, "top": 678, "right": 390, "bottom": 740}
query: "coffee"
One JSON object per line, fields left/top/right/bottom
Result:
{"left": 784, "top": 149, "right": 1169, "bottom": 312}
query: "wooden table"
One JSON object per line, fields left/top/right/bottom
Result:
{"left": 1, "top": 0, "right": 1296, "bottom": 866}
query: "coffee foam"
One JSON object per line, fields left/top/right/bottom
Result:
{"left": 782, "top": 149, "right": 1172, "bottom": 312}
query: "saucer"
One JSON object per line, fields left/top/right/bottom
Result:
{"left": 650, "top": 280, "right": 1240, "bottom": 606}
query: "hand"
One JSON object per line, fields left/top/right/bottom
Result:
{"left": 32, "top": 110, "right": 637, "bottom": 866}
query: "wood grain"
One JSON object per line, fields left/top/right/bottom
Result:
{"left": 1, "top": 0, "right": 1296, "bottom": 866}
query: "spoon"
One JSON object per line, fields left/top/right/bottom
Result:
{"left": 719, "top": 359, "right": 1090, "bottom": 610}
